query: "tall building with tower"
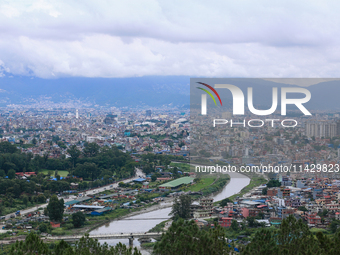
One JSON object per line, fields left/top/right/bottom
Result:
{"left": 76, "top": 109, "right": 79, "bottom": 119}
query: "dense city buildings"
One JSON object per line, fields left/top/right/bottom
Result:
{"left": 305, "top": 120, "right": 340, "bottom": 138}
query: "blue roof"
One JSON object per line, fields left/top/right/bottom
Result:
{"left": 133, "top": 178, "right": 146, "bottom": 182}
{"left": 254, "top": 199, "right": 266, "bottom": 203}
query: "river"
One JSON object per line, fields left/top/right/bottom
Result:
{"left": 90, "top": 172, "right": 250, "bottom": 251}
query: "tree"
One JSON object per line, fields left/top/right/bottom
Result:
{"left": 0, "top": 141, "right": 18, "bottom": 154}
{"left": 330, "top": 220, "right": 340, "bottom": 233}
{"left": 83, "top": 142, "right": 100, "bottom": 157}
{"left": 151, "top": 174, "right": 157, "bottom": 182}
{"left": 73, "top": 234, "right": 141, "bottom": 255}
{"left": 257, "top": 212, "right": 265, "bottom": 219}
{"left": 318, "top": 209, "right": 328, "bottom": 218}
{"left": 262, "top": 187, "right": 268, "bottom": 195}
{"left": 118, "top": 182, "right": 126, "bottom": 188}
{"left": 22, "top": 195, "right": 28, "bottom": 206}
{"left": 231, "top": 219, "right": 239, "bottom": 231}
{"left": 7, "top": 169, "right": 16, "bottom": 179}
{"left": 48, "top": 170, "right": 53, "bottom": 177}
{"left": 171, "top": 166, "right": 180, "bottom": 178}
{"left": 266, "top": 179, "right": 281, "bottom": 188}
{"left": 10, "top": 232, "right": 50, "bottom": 255}
{"left": 67, "top": 145, "right": 81, "bottom": 168}
{"left": 10, "top": 233, "right": 141, "bottom": 255}
{"left": 39, "top": 223, "right": 48, "bottom": 233}
{"left": 0, "top": 169, "right": 5, "bottom": 177}
{"left": 242, "top": 215, "right": 321, "bottom": 255}
{"left": 57, "top": 141, "right": 66, "bottom": 149}
{"left": 47, "top": 195, "right": 64, "bottom": 222}
{"left": 169, "top": 194, "right": 192, "bottom": 220}
{"left": 72, "top": 211, "right": 86, "bottom": 228}
{"left": 153, "top": 219, "right": 231, "bottom": 255}
{"left": 247, "top": 216, "right": 257, "bottom": 228}
{"left": 298, "top": 206, "right": 308, "bottom": 212}
{"left": 220, "top": 197, "right": 232, "bottom": 207}
{"left": 73, "top": 162, "right": 100, "bottom": 181}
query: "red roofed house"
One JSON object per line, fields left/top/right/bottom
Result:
{"left": 336, "top": 212, "right": 340, "bottom": 221}
{"left": 50, "top": 222, "right": 60, "bottom": 228}
{"left": 219, "top": 217, "right": 232, "bottom": 228}
{"left": 305, "top": 212, "right": 321, "bottom": 225}
{"left": 16, "top": 172, "right": 36, "bottom": 179}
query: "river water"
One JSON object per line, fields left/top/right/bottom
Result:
{"left": 90, "top": 172, "right": 250, "bottom": 250}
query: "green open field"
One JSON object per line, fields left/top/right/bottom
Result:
{"left": 169, "top": 162, "right": 191, "bottom": 172}
{"left": 41, "top": 170, "right": 69, "bottom": 177}
{"left": 184, "top": 177, "right": 215, "bottom": 192}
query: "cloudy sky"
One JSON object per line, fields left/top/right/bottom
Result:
{"left": 0, "top": 0, "right": 339, "bottom": 78}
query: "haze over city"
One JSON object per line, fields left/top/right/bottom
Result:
{"left": 1, "top": 1, "right": 340, "bottom": 255}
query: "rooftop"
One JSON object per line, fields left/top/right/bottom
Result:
{"left": 159, "top": 176, "right": 194, "bottom": 188}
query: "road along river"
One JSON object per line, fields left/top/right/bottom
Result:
{"left": 90, "top": 171, "right": 250, "bottom": 250}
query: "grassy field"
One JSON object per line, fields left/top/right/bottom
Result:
{"left": 41, "top": 170, "right": 69, "bottom": 177}
{"left": 310, "top": 228, "right": 328, "bottom": 234}
{"left": 184, "top": 177, "right": 216, "bottom": 192}
{"left": 169, "top": 162, "right": 191, "bottom": 172}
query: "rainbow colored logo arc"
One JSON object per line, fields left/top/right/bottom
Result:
{"left": 196, "top": 82, "right": 222, "bottom": 106}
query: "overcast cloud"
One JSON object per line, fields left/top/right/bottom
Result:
{"left": 0, "top": 0, "right": 340, "bottom": 78}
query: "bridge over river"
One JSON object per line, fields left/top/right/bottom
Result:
{"left": 0, "top": 232, "right": 163, "bottom": 246}
{"left": 46, "top": 232, "right": 163, "bottom": 245}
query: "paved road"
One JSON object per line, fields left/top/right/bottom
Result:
{"left": 4, "top": 168, "right": 145, "bottom": 220}
{"left": 4, "top": 196, "right": 76, "bottom": 220}
{"left": 85, "top": 168, "right": 145, "bottom": 196}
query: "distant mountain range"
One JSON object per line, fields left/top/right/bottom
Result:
{"left": 0, "top": 76, "right": 190, "bottom": 108}
{"left": 0, "top": 76, "right": 339, "bottom": 111}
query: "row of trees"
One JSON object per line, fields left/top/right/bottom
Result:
{"left": 0, "top": 141, "right": 139, "bottom": 206}
{"left": 243, "top": 215, "right": 340, "bottom": 254}
{"left": 0, "top": 142, "right": 136, "bottom": 181}
{"left": 154, "top": 214, "right": 340, "bottom": 254}
{"left": 153, "top": 219, "right": 232, "bottom": 255}
{"left": 10, "top": 233, "right": 141, "bottom": 255}
{"left": 138, "top": 153, "right": 186, "bottom": 175}
{"left": 67, "top": 144, "right": 136, "bottom": 181}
